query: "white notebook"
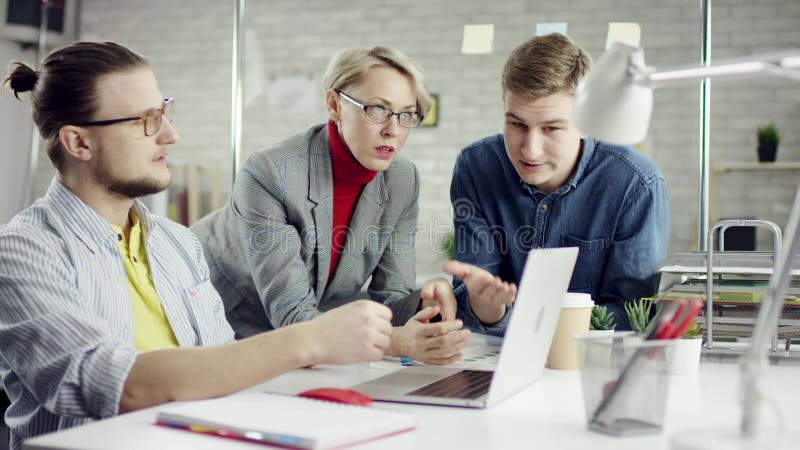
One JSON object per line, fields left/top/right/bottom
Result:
{"left": 155, "top": 392, "right": 415, "bottom": 449}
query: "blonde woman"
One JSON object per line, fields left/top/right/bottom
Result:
{"left": 194, "top": 46, "right": 474, "bottom": 365}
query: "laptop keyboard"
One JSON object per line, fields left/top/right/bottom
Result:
{"left": 407, "top": 370, "right": 494, "bottom": 399}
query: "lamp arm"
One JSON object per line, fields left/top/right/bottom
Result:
{"left": 631, "top": 49, "right": 800, "bottom": 86}
{"left": 763, "top": 63, "right": 800, "bottom": 83}
{"left": 740, "top": 185, "right": 800, "bottom": 439}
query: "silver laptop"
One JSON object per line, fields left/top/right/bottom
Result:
{"left": 351, "top": 247, "right": 578, "bottom": 408}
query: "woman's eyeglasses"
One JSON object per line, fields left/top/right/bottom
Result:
{"left": 337, "top": 91, "right": 423, "bottom": 128}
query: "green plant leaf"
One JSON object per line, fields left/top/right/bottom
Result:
{"left": 682, "top": 320, "right": 702, "bottom": 339}
{"left": 590, "top": 305, "right": 617, "bottom": 330}
{"left": 439, "top": 232, "right": 455, "bottom": 259}
{"left": 757, "top": 122, "right": 780, "bottom": 146}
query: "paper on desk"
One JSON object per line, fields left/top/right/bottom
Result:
{"left": 373, "top": 334, "right": 502, "bottom": 371}
{"left": 445, "top": 342, "right": 500, "bottom": 370}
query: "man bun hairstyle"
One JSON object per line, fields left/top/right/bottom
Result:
{"left": 4, "top": 62, "right": 39, "bottom": 99}
{"left": 1, "top": 41, "right": 149, "bottom": 171}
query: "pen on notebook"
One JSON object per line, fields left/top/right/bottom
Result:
{"left": 400, "top": 357, "right": 423, "bottom": 366}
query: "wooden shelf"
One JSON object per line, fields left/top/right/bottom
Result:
{"left": 713, "top": 161, "right": 800, "bottom": 173}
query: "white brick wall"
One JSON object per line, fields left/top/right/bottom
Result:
{"left": 0, "top": 42, "right": 34, "bottom": 223}
{"left": 28, "top": 0, "right": 800, "bottom": 277}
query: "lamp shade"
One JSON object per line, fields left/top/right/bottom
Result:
{"left": 573, "top": 41, "right": 653, "bottom": 145}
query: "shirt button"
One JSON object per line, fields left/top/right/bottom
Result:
{"left": 541, "top": 204, "right": 549, "bottom": 211}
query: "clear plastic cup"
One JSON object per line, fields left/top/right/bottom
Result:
{"left": 576, "top": 334, "right": 675, "bottom": 436}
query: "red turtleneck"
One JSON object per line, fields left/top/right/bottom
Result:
{"left": 327, "top": 120, "right": 377, "bottom": 283}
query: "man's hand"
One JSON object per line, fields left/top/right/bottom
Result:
{"left": 304, "top": 300, "right": 393, "bottom": 365}
{"left": 443, "top": 260, "right": 516, "bottom": 325}
{"left": 419, "top": 277, "right": 457, "bottom": 322}
{"left": 391, "top": 306, "right": 470, "bottom": 365}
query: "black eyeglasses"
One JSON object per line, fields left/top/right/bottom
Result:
{"left": 337, "top": 91, "right": 424, "bottom": 128}
{"left": 78, "top": 98, "right": 174, "bottom": 137}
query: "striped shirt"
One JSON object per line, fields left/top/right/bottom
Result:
{"left": 0, "top": 178, "right": 234, "bottom": 450}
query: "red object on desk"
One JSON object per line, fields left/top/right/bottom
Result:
{"left": 297, "top": 388, "right": 373, "bottom": 406}
{"left": 656, "top": 299, "right": 703, "bottom": 340}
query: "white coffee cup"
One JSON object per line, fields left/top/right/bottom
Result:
{"left": 546, "top": 292, "right": 594, "bottom": 370}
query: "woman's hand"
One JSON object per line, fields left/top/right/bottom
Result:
{"left": 390, "top": 306, "right": 470, "bottom": 365}
{"left": 419, "top": 277, "right": 458, "bottom": 322}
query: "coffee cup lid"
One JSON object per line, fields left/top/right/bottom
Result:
{"left": 563, "top": 292, "right": 594, "bottom": 308}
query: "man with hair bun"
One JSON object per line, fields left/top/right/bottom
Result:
{"left": 0, "top": 41, "right": 394, "bottom": 449}
{"left": 448, "top": 33, "right": 669, "bottom": 333}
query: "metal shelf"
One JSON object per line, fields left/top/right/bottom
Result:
{"left": 659, "top": 251, "right": 800, "bottom": 276}
{"left": 713, "top": 161, "right": 800, "bottom": 173}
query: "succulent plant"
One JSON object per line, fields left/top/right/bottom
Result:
{"left": 624, "top": 298, "right": 655, "bottom": 334}
{"left": 590, "top": 305, "right": 617, "bottom": 330}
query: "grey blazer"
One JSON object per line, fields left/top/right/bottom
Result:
{"left": 192, "top": 123, "right": 422, "bottom": 338}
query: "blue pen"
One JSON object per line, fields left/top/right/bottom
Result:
{"left": 400, "top": 357, "right": 415, "bottom": 365}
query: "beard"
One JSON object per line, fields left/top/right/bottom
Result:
{"left": 93, "top": 149, "right": 171, "bottom": 199}
{"left": 103, "top": 175, "right": 169, "bottom": 198}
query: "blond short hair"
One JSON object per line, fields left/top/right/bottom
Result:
{"left": 502, "top": 33, "right": 592, "bottom": 99}
{"left": 322, "top": 46, "right": 432, "bottom": 115}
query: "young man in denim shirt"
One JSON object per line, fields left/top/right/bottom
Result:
{"left": 449, "top": 33, "right": 669, "bottom": 334}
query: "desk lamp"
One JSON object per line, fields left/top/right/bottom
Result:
{"left": 573, "top": 41, "right": 800, "bottom": 450}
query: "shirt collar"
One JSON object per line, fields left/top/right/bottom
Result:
{"left": 110, "top": 212, "right": 142, "bottom": 244}
{"left": 327, "top": 120, "right": 377, "bottom": 185}
{"left": 566, "top": 137, "right": 595, "bottom": 190}
{"left": 44, "top": 177, "right": 157, "bottom": 252}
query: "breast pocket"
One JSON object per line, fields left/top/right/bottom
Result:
{"left": 184, "top": 280, "right": 235, "bottom": 346}
{"left": 560, "top": 234, "right": 610, "bottom": 292}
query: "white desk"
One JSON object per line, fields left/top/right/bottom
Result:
{"left": 24, "top": 361, "right": 800, "bottom": 450}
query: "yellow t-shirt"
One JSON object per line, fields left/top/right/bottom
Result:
{"left": 112, "top": 213, "right": 179, "bottom": 351}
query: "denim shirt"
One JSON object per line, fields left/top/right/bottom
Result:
{"left": 450, "top": 134, "right": 669, "bottom": 335}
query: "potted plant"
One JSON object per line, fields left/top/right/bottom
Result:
{"left": 756, "top": 122, "right": 780, "bottom": 162}
{"left": 624, "top": 298, "right": 655, "bottom": 334}
{"left": 622, "top": 298, "right": 658, "bottom": 358}
{"left": 586, "top": 305, "right": 616, "bottom": 363}
{"left": 666, "top": 320, "right": 703, "bottom": 376}
{"left": 589, "top": 305, "right": 617, "bottom": 337}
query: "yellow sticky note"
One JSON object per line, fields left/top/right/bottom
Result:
{"left": 605, "top": 22, "right": 641, "bottom": 49}
{"left": 462, "top": 24, "right": 494, "bottom": 54}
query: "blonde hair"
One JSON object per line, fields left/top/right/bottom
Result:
{"left": 502, "top": 33, "right": 591, "bottom": 99}
{"left": 322, "top": 46, "right": 432, "bottom": 115}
